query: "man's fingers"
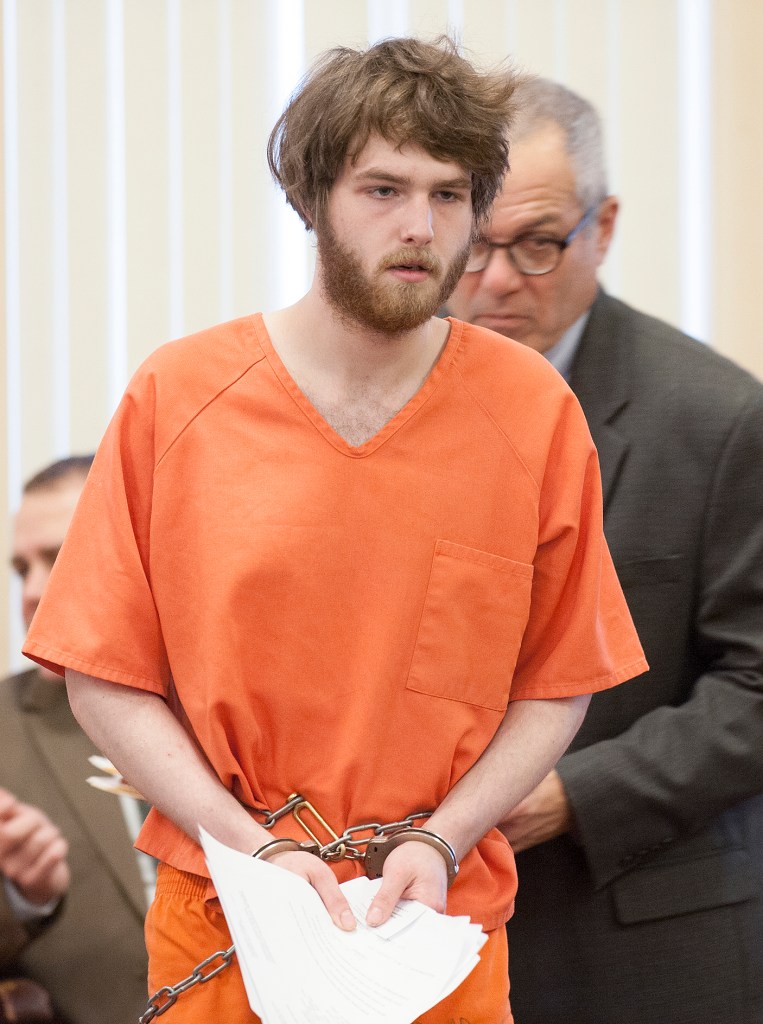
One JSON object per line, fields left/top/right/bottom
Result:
{"left": 3, "top": 823, "right": 67, "bottom": 867}
{"left": 366, "top": 878, "right": 404, "bottom": 926}
{"left": 0, "top": 799, "right": 71, "bottom": 905}
{"left": 1, "top": 809, "right": 70, "bottom": 904}
{"left": 366, "top": 842, "right": 448, "bottom": 926}
{"left": 270, "top": 851, "right": 356, "bottom": 931}
{"left": 307, "top": 867, "right": 356, "bottom": 931}
{"left": 13, "top": 835, "right": 70, "bottom": 903}
{"left": 0, "top": 808, "right": 57, "bottom": 866}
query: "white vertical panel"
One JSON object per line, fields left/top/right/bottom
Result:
{"left": 51, "top": 0, "right": 69, "bottom": 454}
{"left": 3, "top": 0, "right": 23, "bottom": 671}
{"left": 167, "top": 0, "right": 183, "bottom": 337}
{"left": 678, "top": 0, "right": 712, "bottom": 340}
{"left": 228, "top": 0, "right": 266, "bottom": 318}
{"left": 266, "top": 0, "right": 308, "bottom": 309}
{"left": 218, "top": 0, "right": 234, "bottom": 322}
{"left": 512, "top": 1, "right": 556, "bottom": 77}
{"left": 615, "top": 0, "right": 680, "bottom": 325}
{"left": 106, "top": 0, "right": 128, "bottom": 409}
{"left": 553, "top": 0, "right": 568, "bottom": 82}
{"left": 67, "top": 0, "right": 111, "bottom": 449}
{"left": 367, "top": 0, "right": 409, "bottom": 42}
{"left": 604, "top": 0, "right": 622, "bottom": 296}
{"left": 447, "top": 0, "right": 463, "bottom": 35}
{"left": 3, "top": 0, "right": 21, "bottom": 507}
{"left": 182, "top": 2, "right": 224, "bottom": 335}
{"left": 123, "top": 0, "right": 170, "bottom": 371}
{"left": 712, "top": 0, "right": 763, "bottom": 375}
{"left": 505, "top": 0, "right": 519, "bottom": 51}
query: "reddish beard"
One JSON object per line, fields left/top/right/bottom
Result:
{"left": 315, "top": 219, "right": 472, "bottom": 335}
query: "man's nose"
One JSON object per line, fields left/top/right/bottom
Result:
{"left": 401, "top": 197, "right": 434, "bottom": 246}
{"left": 479, "top": 249, "right": 525, "bottom": 295}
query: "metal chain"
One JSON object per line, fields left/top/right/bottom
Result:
{"left": 139, "top": 797, "right": 432, "bottom": 1021}
{"left": 319, "top": 810, "right": 433, "bottom": 861}
{"left": 139, "top": 946, "right": 236, "bottom": 1022}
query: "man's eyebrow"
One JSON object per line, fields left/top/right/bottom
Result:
{"left": 488, "top": 215, "right": 563, "bottom": 241}
{"left": 435, "top": 176, "right": 472, "bottom": 191}
{"left": 10, "top": 546, "right": 61, "bottom": 571}
{"left": 354, "top": 168, "right": 472, "bottom": 190}
{"left": 354, "top": 170, "right": 407, "bottom": 186}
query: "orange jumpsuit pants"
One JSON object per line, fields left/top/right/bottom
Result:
{"left": 145, "top": 864, "right": 512, "bottom": 1023}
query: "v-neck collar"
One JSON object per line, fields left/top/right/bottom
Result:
{"left": 252, "top": 313, "right": 463, "bottom": 458}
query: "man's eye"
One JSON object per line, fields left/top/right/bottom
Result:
{"left": 371, "top": 186, "right": 396, "bottom": 198}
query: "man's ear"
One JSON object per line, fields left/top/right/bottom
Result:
{"left": 595, "top": 195, "right": 619, "bottom": 264}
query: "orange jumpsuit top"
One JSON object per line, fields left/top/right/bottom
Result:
{"left": 24, "top": 314, "right": 647, "bottom": 932}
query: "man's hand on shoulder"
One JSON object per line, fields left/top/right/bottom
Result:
{"left": 499, "top": 770, "right": 574, "bottom": 853}
{"left": 0, "top": 787, "right": 70, "bottom": 906}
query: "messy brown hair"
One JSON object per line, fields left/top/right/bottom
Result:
{"left": 268, "top": 36, "right": 517, "bottom": 230}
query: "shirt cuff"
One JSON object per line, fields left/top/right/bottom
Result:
{"left": 3, "top": 874, "right": 61, "bottom": 924}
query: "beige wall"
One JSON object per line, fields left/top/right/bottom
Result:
{"left": 713, "top": 0, "right": 763, "bottom": 372}
{"left": 2, "top": 0, "right": 762, "bottom": 673}
{"left": 1, "top": 4, "right": 8, "bottom": 675}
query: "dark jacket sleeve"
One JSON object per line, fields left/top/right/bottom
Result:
{"left": 0, "top": 876, "right": 65, "bottom": 971}
{"left": 558, "top": 388, "right": 763, "bottom": 890}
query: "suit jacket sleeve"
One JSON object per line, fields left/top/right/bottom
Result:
{"left": 0, "top": 882, "right": 37, "bottom": 968}
{"left": 557, "top": 386, "right": 763, "bottom": 890}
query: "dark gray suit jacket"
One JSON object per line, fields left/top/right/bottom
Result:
{"left": 507, "top": 292, "right": 763, "bottom": 1024}
{"left": 0, "top": 670, "right": 148, "bottom": 1024}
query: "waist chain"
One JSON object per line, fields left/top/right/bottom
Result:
{"left": 139, "top": 793, "right": 442, "bottom": 1022}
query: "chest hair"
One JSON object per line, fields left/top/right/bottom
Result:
{"left": 302, "top": 384, "right": 409, "bottom": 447}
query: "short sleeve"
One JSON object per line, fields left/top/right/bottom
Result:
{"left": 23, "top": 364, "right": 171, "bottom": 694}
{"left": 511, "top": 391, "right": 647, "bottom": 699}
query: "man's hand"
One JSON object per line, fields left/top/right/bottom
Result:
{"left": 0, "top": 787, "right": 70, "bottom": 905}
{"left": 499, "top": 770, "right": 574, "bottom": 853}
{"left": 270, "top": 849, "right": 357, "bottom": 931}
{"left": 366, "top": 840, "right": 448, "bottom": 927}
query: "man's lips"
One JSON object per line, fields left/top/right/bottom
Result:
{"left": 387, "top": 263, "right": 433, "bottom": 282}
{"left": 474, "top": 312, "right": 529, "bottom": 327}
{"left": 382, "top": 247, "right": 439, "bottom": 281}
{"left": 471, "top": 313, "right": 532, "bottom": 337}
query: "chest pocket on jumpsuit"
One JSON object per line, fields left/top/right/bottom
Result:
{"left": 405, "top": 539, "right": 534, "bottom": 712}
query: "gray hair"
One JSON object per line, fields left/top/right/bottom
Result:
{"left": 511, "top": 77, "right": 608, "bottom": 211}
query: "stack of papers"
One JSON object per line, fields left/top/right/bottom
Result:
{"left": 200, "top": 827, "right": 486, "bottom": 1024}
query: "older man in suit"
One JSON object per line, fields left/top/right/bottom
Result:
{"left": 448, "top": 78, "right": 763, "bottom": 1024}
{"left": 1, "top": 456, "right": 148, "bottom": 1024}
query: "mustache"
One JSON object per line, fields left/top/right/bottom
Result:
{"left": 378, "top": 248, "right": 442, "bottom": 274}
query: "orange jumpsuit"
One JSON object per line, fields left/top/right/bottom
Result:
{"left": 25, "top": 314, "right": 647, "bottom": 1022}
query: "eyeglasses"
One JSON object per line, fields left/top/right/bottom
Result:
{"left": 464, "top": 204, "right": 600, "bottom": 276}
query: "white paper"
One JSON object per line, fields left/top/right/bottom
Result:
{"left": 199, "top": 827, "right": 486, "bottom": 1024}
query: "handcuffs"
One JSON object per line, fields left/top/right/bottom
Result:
{"left": 253, "top": 826, "right": 459, "bottom": 888}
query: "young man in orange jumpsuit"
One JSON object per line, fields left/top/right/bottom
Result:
{"left": 24, "top": 38, "right": 647, "bottom": 1023}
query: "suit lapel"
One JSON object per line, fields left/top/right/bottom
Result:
{"left": 570, "top": 292, "right": 632, "bottom": 508}
{"left": 18, "top": 673, "right": 147, "bottom": 919}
